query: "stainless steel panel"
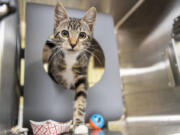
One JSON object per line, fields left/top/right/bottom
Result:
{"left": 167, "top": 16, "right": 180, "bottom": 85}
{"left": 124, "top": 120, "right": 180, "bottom": 135}
{"left": 27, "top": 0, "right": 138, "bottom": 24}
{"left": 0, "top": 1, "right": 18, "bottom": 132}
{"left": 117, "top": 0, "right": 180, "bottom": 116}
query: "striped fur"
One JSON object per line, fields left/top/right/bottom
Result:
{"left": 48, "top": 2, "right": 97, "bottom": 132}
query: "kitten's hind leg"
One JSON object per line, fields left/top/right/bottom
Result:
{"left": 73, "top": 79, "right": 88, "bottom": 134}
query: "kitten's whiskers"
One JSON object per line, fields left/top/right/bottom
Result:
{"left": 48, "top": 47, "right": 63, "bottom": 64}
{"left": 83, "top": 48, "right": 103, "bottom": 66}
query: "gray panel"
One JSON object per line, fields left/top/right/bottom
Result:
{"left": 24, "top": 3, "right": 122, "bottom": 127}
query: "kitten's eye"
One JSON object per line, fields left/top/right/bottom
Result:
{"left": 79, "top": 32, "right": 86, "bottom": 39}
{"left": 61, "top": 30, "right": 69, "bottom": 38}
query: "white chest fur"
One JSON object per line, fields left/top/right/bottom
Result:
{"left": 61, "top": 51, "right": 80, "bottom": 89}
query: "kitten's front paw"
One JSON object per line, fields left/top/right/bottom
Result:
{"left": 74, "top": 125, "right": 88, "bottom": 134}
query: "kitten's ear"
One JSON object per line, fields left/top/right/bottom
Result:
{"left": 82, "top": 7, "right": 96, "bottom": 31}
{"left": 54, "top": 1, "right": 69, "bottom": 27}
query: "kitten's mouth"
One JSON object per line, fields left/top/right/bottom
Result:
{"left": 67, "top": 49, "right": 75, "bottom": 52}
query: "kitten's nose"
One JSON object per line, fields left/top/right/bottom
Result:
{"left": 70, "top": 44, "right": 76, "bottom": 49}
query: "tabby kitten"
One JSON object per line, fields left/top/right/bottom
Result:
{"left": 48, "top": 2, "right": 96, "bottom": 134}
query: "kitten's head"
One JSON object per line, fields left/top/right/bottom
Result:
{"left": 53, "top": 2, "right": 96, "bottom": 52}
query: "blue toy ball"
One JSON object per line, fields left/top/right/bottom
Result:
{"left": 89, "top": 114, "right": 104, "bottom": 129}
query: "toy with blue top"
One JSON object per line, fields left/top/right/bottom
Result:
{"left": 89, "top": 114, "right": 104, "bottom": 130}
